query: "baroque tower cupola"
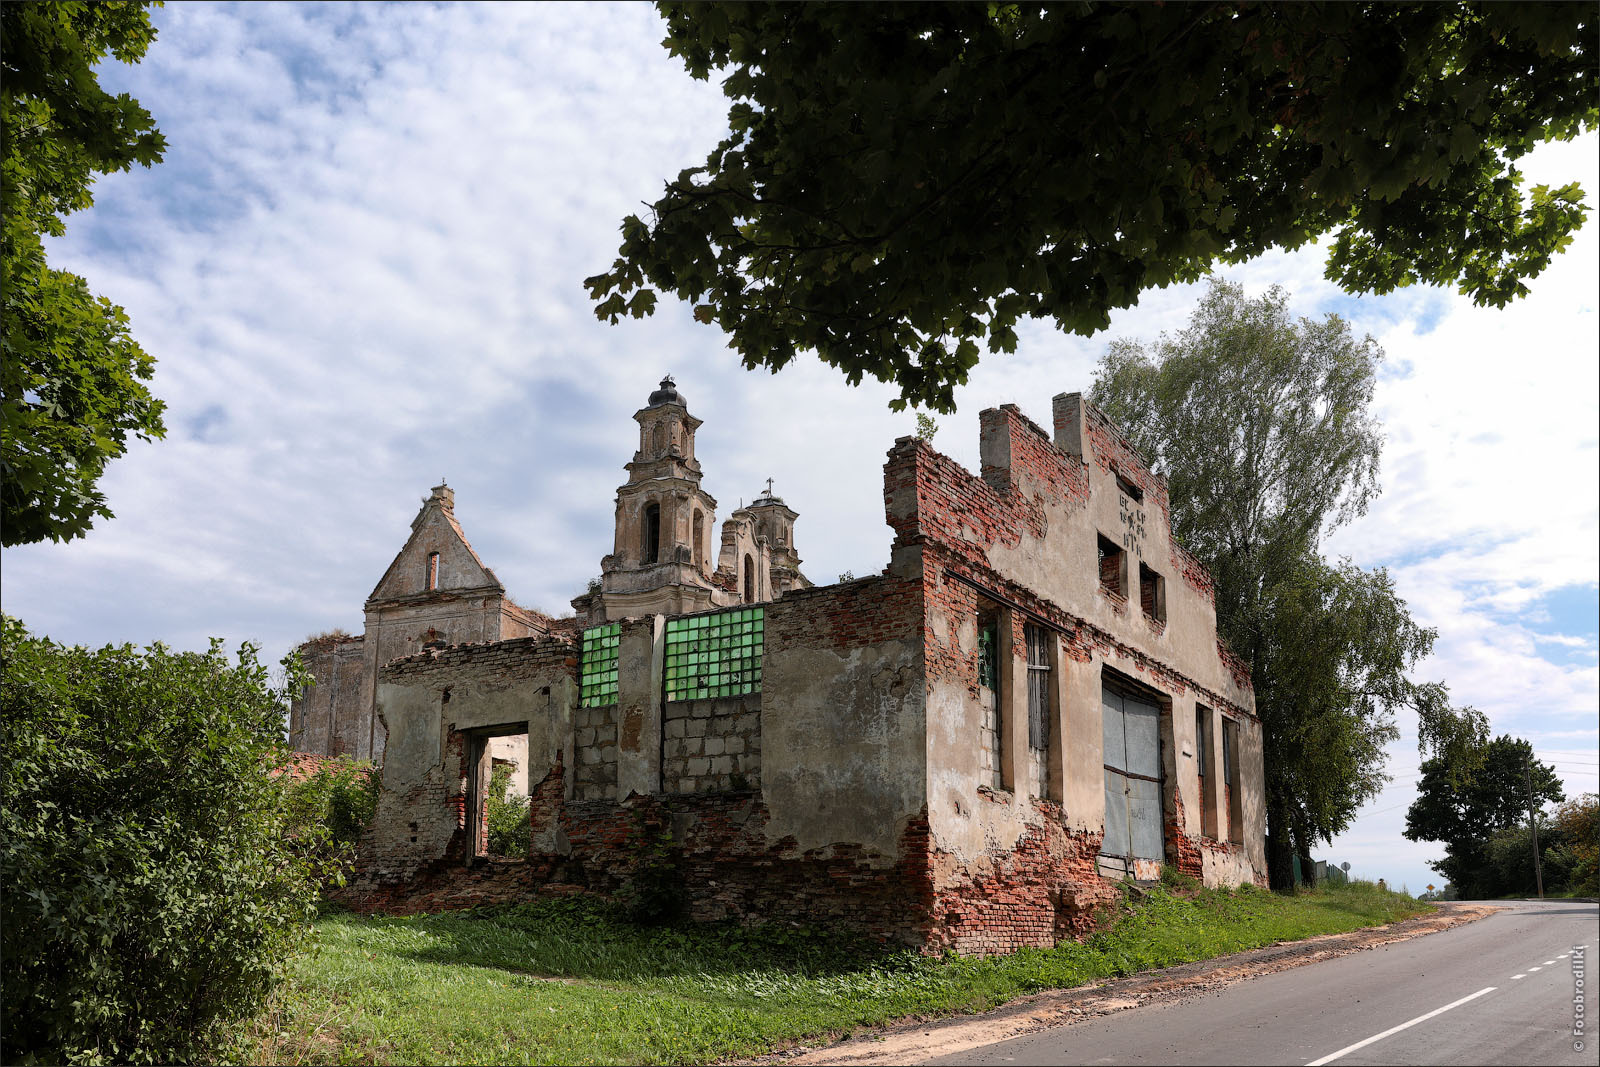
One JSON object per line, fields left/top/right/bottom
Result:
{"left": 578, "top": 375, "right": 811, "bottom": 624}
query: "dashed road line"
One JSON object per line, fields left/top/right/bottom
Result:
{"left": 1305, "top": 987, "right": 1498, "bottom": 1066}
{"left": 1512, "top": 974, "right": 1526, "bottom": 980}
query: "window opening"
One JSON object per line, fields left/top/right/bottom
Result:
{"left": 1114, "top": 470, "right": 1144, "bottom": 502}
{"left": 693, "top": 508, "right": 704, "bottom": 567}
{"left": 1097, "top": 534, "right": 1126, "bottom": 597}
{"left": 1222, "top": 717, "right": 1243, "bottom": 843}
{"left": 1196, "top": 706, "right": 1215, "bottom": 838}
{"left": 743, "top": 554, "right": 755, "bottom": 602}
{"left": 977, "top": 610, "right": 1002, "bottom": 790}
{"left": 426, "top": 552, "right": 440, "bottom": 590}
{"left": 579, "top": 622, "right": 621, "bottom": 707}
{"left": 663, "top": 607, "right": 764, "bottom": 701}
{"left": 643, "top": 501, "right": 661, "bottom": 564}
{"left": 1025, "top": 624, "right": 1050, "bottom": 752}
{"left": 1139, "top": 563, "right": 1165, "bottom": 622}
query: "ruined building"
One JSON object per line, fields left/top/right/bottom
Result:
{"left": 290, "top": 378, "right": 1266, "bottom": 953}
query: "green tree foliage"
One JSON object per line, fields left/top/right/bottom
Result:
{"left": 0, "top": 617, "right": 325, "bottom": 1065}
{"left": 587, "top": 3, "right": 1596, "bottom": 412}
{"left": 1405, "top": 734, "right": 1563, "bottom": 898}
{"left": 1, "top": 1, "right": 167, "bottom": 546}
{"left": 1552, "top": 793, "right": 1600, "bottom": 895}
{"left": 282, "top": 754, "right": 379, "bottom": 852}
{"left": 1090, "top": 280, "right": 1487, "bottom": 886}
{"left": 485, "top": 761, "right": 530, "bottom": 858}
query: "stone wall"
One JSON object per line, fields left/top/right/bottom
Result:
{"left": 573, "top": 702, "right": 618, "bottom": 801}
{"left": 662, "top": 694, "right": 761, "bottom": 792}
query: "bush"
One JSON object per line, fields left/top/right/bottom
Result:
{"left": 0, "top": 617, "right": 326, "bottom": 1064}
{"left": 282, "top": 754, "right": 379, "bottom": 851}
{"left": 485, "top": 762, "right": 530, "bottom": 858}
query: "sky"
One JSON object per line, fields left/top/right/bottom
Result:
{"left": 3, "top": 2, "right": 1595, "bottom": 895}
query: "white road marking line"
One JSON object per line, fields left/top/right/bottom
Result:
{"left": 1512, "top": 974, "right": 1527, "bottom": 980}
{"left": 1305, "top": 987, "right": 1497, "bottom": 1066}
{"left": 1544, "top": 960, "right": 1557, "bottom": 965}
{"left": 1529, "top": 966, "right": 1542, "bottom": 971}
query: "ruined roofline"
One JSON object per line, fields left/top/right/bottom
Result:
{"left": 1055, "top": 391, "right": 1166, "bottom": 489}
{"left": 298, "top": 631, "right": 364, "bottom": 653}
{"left": 990, "top": 396, "right": 1227, "bottom": 607}
{"left": 378, "top": 630, "right": 578, "bottom": 677}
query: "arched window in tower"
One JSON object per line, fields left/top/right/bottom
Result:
{"left": 693, "top": 508, "right": 704, "bottom": 566}
{"left": 651, "top": 422, "right": 668, "bottom": 455}
{"left": 743, "top": 554, "right": 755, "bottom": 603}
{"left": 643, "top": 502, "right": 661, "bottom": 564}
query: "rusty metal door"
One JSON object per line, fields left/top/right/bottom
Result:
{"left": 1100, "top": 685, "right": 1163, "bottom": 879}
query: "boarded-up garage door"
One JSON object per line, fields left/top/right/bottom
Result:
{"left": 1100, "top": 685, "right": 1164, "bottom": 879}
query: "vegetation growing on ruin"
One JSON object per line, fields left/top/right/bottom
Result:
{"left": 484, "top": 763, "right": 530, "bottom": 859}
{"left": 283, "top": 754, "right": 381, "bottom": 854}
{"left": 252, "top": 881, "right": 1425, "bottom": 1065}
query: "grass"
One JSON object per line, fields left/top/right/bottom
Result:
{"left": 252, "top": 880, "right": 1427, "bottom": 1066}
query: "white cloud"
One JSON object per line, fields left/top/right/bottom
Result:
{"left": 3, "top": 2, "right": 1595, "bottom": 891}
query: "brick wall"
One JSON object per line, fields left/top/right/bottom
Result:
{"left": 662, "top": 694, "right": 761, "bottom": 792}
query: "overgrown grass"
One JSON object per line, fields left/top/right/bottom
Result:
{"left": 253, "top": 881, "right": 1426, "bottom": 1066}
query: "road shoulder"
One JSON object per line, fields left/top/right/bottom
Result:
{"left": 744, "top": 902, "right": 1500, "bottom": 1067}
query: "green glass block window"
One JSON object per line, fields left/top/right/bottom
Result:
{"left": 580, "top": 622, "right": 620, "bottom": 707}
{"left": 663, "top": 607, "right": 764, "bottom": 702}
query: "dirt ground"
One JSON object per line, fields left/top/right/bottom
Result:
{"left": 741, "top": 902, "right": 1500, "bottom": 1067}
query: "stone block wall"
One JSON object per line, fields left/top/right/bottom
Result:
{"left": 573, "top": 702, "right": 618, "bottom": 801}
{"left": 662, "top": 694, "right": 761, "bottom": 792}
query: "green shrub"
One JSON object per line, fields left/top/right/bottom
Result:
{"left": 485, "top": 762, "right": 530, "bottom": 857}
{"left": 0, "top": 617, "right": 326, "bottom": 1065}
{"left": 283, "top": 754, "right": 379, "bottom": 851}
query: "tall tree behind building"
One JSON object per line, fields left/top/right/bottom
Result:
{"left": 1, "top": 0, "right": 167, "bottom": 546}
{"left": 1090, "top": 280, "right": 1487, "bottom": 887}
{"left": 588, "top": 3, "right": 1595, "bottom": 412}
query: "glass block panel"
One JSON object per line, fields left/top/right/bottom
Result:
{"left": 580, "top": 622, "right": 621, "bottom": 707}
{"left": 663, "top": 606, "right": 765, "bottom": 701}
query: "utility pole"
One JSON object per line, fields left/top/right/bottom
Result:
{"left": 1525, "top": 753, "right": 1545, "bottom": 899}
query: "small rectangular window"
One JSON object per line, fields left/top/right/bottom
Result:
{"left": 1025, "top": 624, "right": 1050, "bottom": 752}
{"left": 977, "top": 610, "right": 1002, "bottom": 790}
{"left": 1222, "top": 717, "right": 1243, "bottom": 843}
{"left": 427, "top": 552, "right": 440, "bottom": 591}
{"left": 1114, "top": 470, "right": 1143, "bottom": 502}
{"left": 1097, "top": 535, "right": 1126, "bottom": 597}
{"left": 1139, "top": 563, "right": 1165, "bottom": 622}
{"left": 977, "top": 616, "right": 998, "bottom": 691}
{"left": 1196, "top": 706, "right": 1216, "bottom": 839}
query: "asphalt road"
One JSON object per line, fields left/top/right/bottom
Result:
{"left": 928, "top": 899, "right": 1595, "bottom": 1066}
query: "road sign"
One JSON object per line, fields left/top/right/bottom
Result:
{"left": 1341, "top": 861, "right": 1351, "bottom": 872}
